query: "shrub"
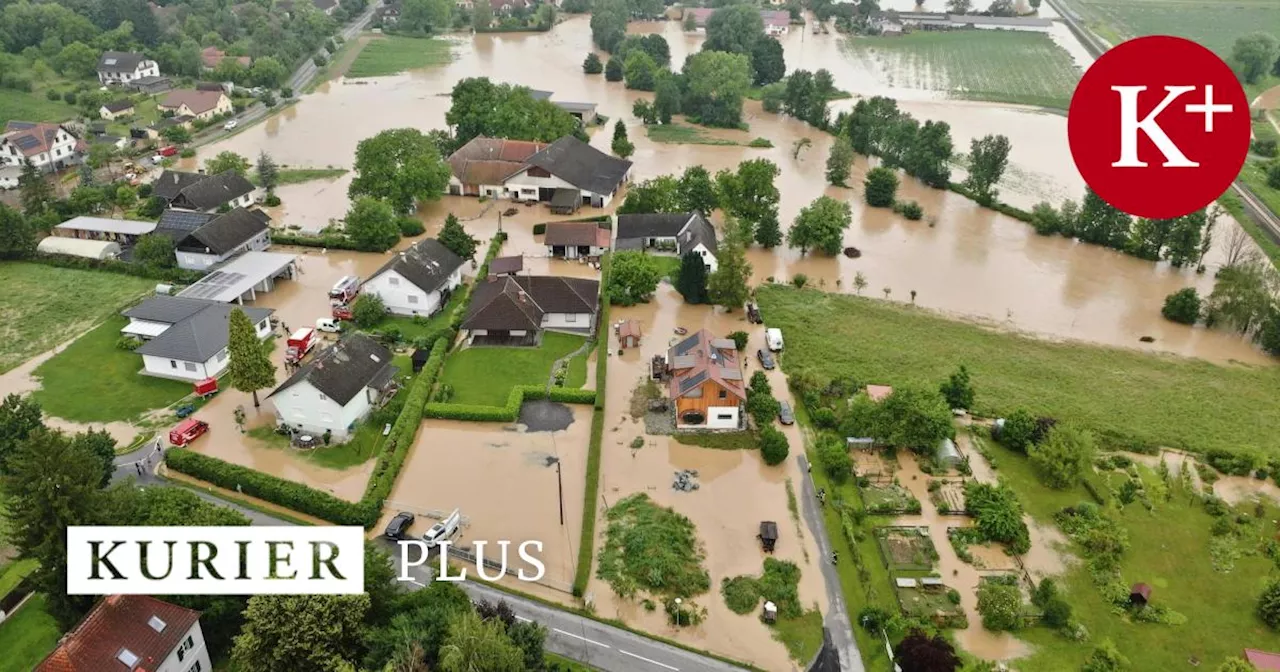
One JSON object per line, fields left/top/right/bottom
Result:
{"left": 397, "top": 216, "right": 425, "bottom": 236}
{"left": 748, "top": 137, "right": 773, "bottom": 148}
{"left": 532, "top": 223, "right": 547, "bottom": 235}
{"left": 1252, "top": 139, "right": 1278, "bottom": 157}
{"left": 352, "top": 293, "right": 386, "bottom": 328}
{"left": 116, "top": 336, "right": 142, "bottom": 351}
{"left": 1028, "top": 424, "right": 1096, "bottom": 489}
{"left": 63, "top": 91, "right": 77, "bottom": 104}
{"left": 812, "top": 407, "right": 837, "bottom": 429}
{"left": 264, "top": 193, "right": 282, "bottom": 206}
{"left": 976, "top": 581, "right": 1023, "bottom": 631}
{"left": 893, "top": 200, "right": 924, "bottom": 220}
{"left": 792, "top": 273, "right": 808, "bottom": 288}
{"left": 965, "top": 481, "right": 1031, "bottom": 554}
{"left": 864, "top": 167, "right": 898, "bottom": 207}
{"left": 179, "top": 148, "right": 196, "bottom": 158}
{"left": 166, "top": 449, "right": 367, "bottom": 524}
{"left": 760, "top": 426, "right": 789, "bottom": 465}
{"left": 999, "top": 409, "right": 1037, "bottom": 453}
{"left": 46, "top": 89, "right": 60, "bottom": 101}
{"left": 314, "top": 54, "right": 327, "bottom": 66}
{"left": 817, "top": 434, "right": 851, "bottom": 483}
{"left": 728, "top": 330, "right": 749, "bottom": 350}
{"left": 1162, "top": 287, "right": 1201, "bottom": 324}
{"left": 1259, "top": 580, "right": 1280, "bottom": 630}
{"left": 1042, "top": 597, "right": 1073, "bottom": 628}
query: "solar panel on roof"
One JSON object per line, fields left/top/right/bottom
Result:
{"left": 673, "top": 334, "right": 700, "bottom": 356}
{"left": 158, "top": 210, "right": 213, "bottom": 233}
{"left": 14, "top": 135, "right": 40, "bottom": 150}
{"left": 679, "top": 370, "right": 708, "bottom": 394}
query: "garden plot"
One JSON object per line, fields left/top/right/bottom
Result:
{"left": 929, "top": 479, "right": 967, "bottom": 514}
{"left": 860, "top": 480, "right": 922, "bottom": 515}
{"left": 894, "top": 580, "right": 968, "bottom": 629}
{"left": 852, "top": 449, "right": 892, "bottom": 478}
{"left": 1065, "top": 0, "right": 1280, "bottom": 55}
{"left": 875, "top": 526, "right": 938, "bottom": 572}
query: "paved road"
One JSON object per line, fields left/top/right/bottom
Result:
{"left": 796, "top": 454, "right": 864, "bottom": 672}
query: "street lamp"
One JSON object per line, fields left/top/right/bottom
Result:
{"left": 674, "top": 598, "right": 682, "bottom": 627}
{"left": 549, "top": 457, "right": 565, "bottom": 526}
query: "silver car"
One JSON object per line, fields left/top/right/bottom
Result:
{"left": 778, "top": 401, "right": 795, "bottom": 425}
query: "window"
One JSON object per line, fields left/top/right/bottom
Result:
{"left": 170, "top": 360, "right": 178, "bottom": 369}
{"left": 148, "top": 615, "right": 167, "bottom": 632}
{"left": 184, "top": 362, "right": 197, "bottom": 372}
{"left": 117, "top": 648, "right": 139, "bottom": 667}
{"left": 718, "top": 390, "right": 727, "bottom": 399}
{"left": 407, "top": 295, "right": 419, "bottom": 304}
{"left": 716, "top": 413, "right": 734, "bottom": 420}
{"left": 527, "top": 166, "right": 551, "bottom": 178}
{"left": 388, "top": 276, "right": 399, "bottom": 286}
{"left": 188, "top": 662, "right": 203, "bottom": 672}
{"left": 565, "top": 313, "right": 576, "bottom": 323}
{"left": 216, "top": 350, "right": 227, "bottom": 362}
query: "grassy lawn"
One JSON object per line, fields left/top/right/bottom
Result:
{"left": 0, "top": 90, "right": 76, "bottom": 126}
{"left": 1238, "top": 159, "right": 1280, "bottom": 219}
{"left": 772, "top": 609, "right": 825, "bottom": 664}
{"left": 0, "top": 263, "right": 155, "bottom": 374}
{"left": 646, "top": 123, "right": 741, "bottom": 146}
{"left": 0, "top": 594, "right": 60, "bottom": 672}
{"left": 250, "top": 167, "right": 348, "bottom": 187}
{"left": 105, "top": 97, "right": 160, "bottom": 136}
{"left": 756, "top": 285, "right": 1280, "bottom": 456}
{"left": 246, "top": 420, "right": 384, "bottom": 471}
{"left": 841, "top": 31, "right": 1081, "bottom": 109}
{"left": 365, "top": 289, "right": 468, "bottom": 343}
{"left": 345, "top": 35, "right": 453, "bottom": 78}
{"left": 672, "top": 431, "right": 760, "bottom": 450}
{"left": 0, "top": 559, "right": 37, "bottom": 598}
{"left": 439, "top": 332, "right": 588, "bottom": 406}
{"left": 1064, "top": 0, "right": 1280, "bottom": 55}
{"left": 32, "top": 316, "right": 191, "bottom": 423}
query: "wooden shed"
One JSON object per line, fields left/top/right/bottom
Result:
{"left": 411, "top": 348, "right": 431, "bottom": 373}
{"left": 618, "top": 319, "right": 642, "bottom": 349}
{"left": 758, "top": 521, "right": 778, "bottom": 553}
{"left": 1129, "top": 582, "right": 1152, "bottom": 607}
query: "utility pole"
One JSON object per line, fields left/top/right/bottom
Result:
{"left": 556, "top": 459, "right": 565, "bottom": 526}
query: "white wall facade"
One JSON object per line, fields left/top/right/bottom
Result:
{"left": 689, "top": 242, "right": 718, "bottom": 273}
{"left": 176, "top": 228, "right": 269, "bottom": 270}
{"left": 546, "top": 243, "right": 608, "bottom": 259}
{"left": 364, "top": 268, "right": 462, "bottom": 317}
{"left": 139, "top": 317, "right": 270, "bottom": 380}
{"left": 676, "top": 405, "right": 741, "bottom": 430}
{"left": 98, "top": 59, "right": 159, "bottom": 85}
{"left": 271, "top": 379, "right": 374, "bottom": 440}
{"left": 153, "top": 621, "right": 210, "bottom": 672}
{"left": 540, "top": 312, "right": 594, "bottom": 332}
{"left": 0, "top": 128, "right": 80, "bottom": 172}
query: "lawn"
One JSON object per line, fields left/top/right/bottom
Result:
{"left": 0, "top": 90, "right": 76, "bottom": 126}
{"left": 0, "top": 594, "right": 60, "bottom": 672}
{"left": 841, "top": 31, "right": 1081, "bottom": 109}
{"left": 32, "top": 315, "right": 191, "bottom": 423}
{"left": 246, "top": 416, "right": 387, "bottom": 471}
{"left": 0, "top": 559, "right": 37, "bottom": 598}
{"left": 366, "top": 289, "right": 468, "bottom": 344}
{"left": 0, "top": 263, "right": 155, "bottom": 374}
{"left": 1238, "top": 159, "right": 1280, "bottom": 221}
{"left": 755, "top": 285, "right": 1280, "bottom": 456}
{"left": 646, "top": 123, "right": 741, "bottom": 146}
{"left": 345, "top": 35, "right": 454, "bottom": 78}
{"left": 250, "top": 167, "right": 349, "bottom": 187}
{"left": 439, "top": 331, "right": 588, "bottom": 405}
{"left": 1218, "top": 191, "right": 1280, "bottom": 268}
{"left": 1063, "top": 0, "right": 1280, "bottom": 55}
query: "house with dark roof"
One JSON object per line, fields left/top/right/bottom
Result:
{"left": 461, "top": 275, "right": 599, "bottom": 345}
{"left": 616, "top": 211, "right": 719, "bottom": 272}
{"left": 154, "top": 169, "right": 258, "bottom": 212}
{"left": 99, "top": 99, "right": 136, "bottom": 120}
{"left": 666, "top": 329, "right": 745, "bottom": 430}
{"left": 97, "top": 51, "right": 160, "bottom": 85}
{"left": 168, "top": 207, "right": 272, "bottom": 271}
{"left": 503, "top": 136, "right": 632, "bottom": 209}
{"left": 268, "top": 333, "right": 399, "bottom": 439}
{"left": 121, "top": 296, "right": 273, "bottom": 380}
{"left": 361, "top": 238, "right": 465, "bottom": 317}
{"left": 543, "top": 221, "right": 611, "bottom": 259}
{"left": 445, "top": 136, "right": 547, "bottom": 198}
{"left": 0, "top": 121, "right": 84, "bottom": 183}
{"left": 527, "top": 90, "right": 599, "bottom": 124}
{"left": 36, "top": 595, "right": 209, "bottom": 672}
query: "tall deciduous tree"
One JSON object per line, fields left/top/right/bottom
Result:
{"left": 590, "top": 0, "right": 628, "bottom": 51}
{"left": 133, "top": 234, "right": 176, "bottom": 268}
{"left": 654, "top": 73, "right": 681, "bottom": 123}
{"left": 707, "top": 218, "right": 752, "bottom": 310}
{"left": 939, "top": 365, "right": 975, "bottom": 410}
{"left": 619, "top": 175, "right": 681, "bottom": 213}
{"left": 754, "top": 211, "right": 782, "bottom": 248}
{"left": 232, "top": 594, "right": 371, "bottom": 671}
{"left": 750, "top": 37, "right": 786, "bottom": 86}
{"left": 825, "top": 136, "right": 854, "bottom": 186}
{"left": 903, "top": 119, "right": 952, "bottom": 188}
{"left": 607, "top": 251, "right": 662, "bottom": 305}
{"left": 704, "top": 4, "right": 764, "bottom": 55}
{"left": 18, "top": 160, "right": 54, "bottom": 216}
{"left": 787, "top": 195, "right": 851, "bottom": 256}
{"left": 205, "top": 151, "right": 251, "bottom": 176}
{"left": 1029, "top": 424, "right": 1096, "bottom": 489}
{"left": 72, "top": 428, "right": 117, "bottom": 487}
{"left": 611, "top": 120, "right": 634, "bottom": 158}
{"left": 0, "top": 204, "right": 36, "bottom": 260}
{"left": 257, "top": 152, "right": 279, "bottom": 192}
{"left": 879, "top": 385, "right": 953, "bottom": 452}
{"left": 349, "top": 128, "right": 451, "bottom": 215}
{"left": 717, "top": 158, "right": 780, "bottom": 242}
{"left": 226, "top": 308, "right": 275, "bottom": 408}
{"left": 0, "top": 393, "right": 43, "bottom": 474}
{"left": 1230, "top": 33, "right": 1279, "bottom": 84}
{"left": 895, "top": 629, "right": 961, "bottom": 672}
{"left": 963, "top": 134, "right": 1011, "bottom": 204}
{"left": 683, "top": 50, "right": 751, "bottom": 128}
{"left": 1075, "top": 188, "right": 1132, "bottom": 248}
{"left": 438, "top": 213, "right": 478, "bottom": 260}
{"left": 677, "top": 165, "right": 717, "bottom": 215}
{"left": 675, "top": 251, "right": 710, "bottom": 304}
{"left": 345, "top": 197, "right": 401, "bottom": 252}
{"left": 472, "top": 0, "right": 493, "bottom": 29}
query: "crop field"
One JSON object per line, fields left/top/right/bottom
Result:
{"left": 841, "top": 31, "right": 1081, "bottom": 109}
{"left": 1064, "top": 0, "right": 1280, "bottom": 55}
{"left": 345, "top": 36, "right": 453, "bottom": 78}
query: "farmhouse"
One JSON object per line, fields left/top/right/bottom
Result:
{"left": 153, "top": 169, "right": 257, "bottom": 212}
{"left": 36, "top": 595, "right": 210, "bottom": 672}
{"left": 54, "top": 215, "right": 157, "bottom": 244}
{"left": 504, "top": 136, "right": 632, "bottom": 209}
{"left": 122, "top": 296, "right": 273, "bottom": 381}
{"left": 0, "top": 121, "right": 84, "bottom": 180}
{"left": 157, "top": 89, "right": 232, "bottom": 121}
{"left": 445, "top": 136, "right": 546, "bottom": 198}
{"left": 667, "top": 329, "right": 745, "bottom": 430}
{"left": 362, "top": 238, "right": 465, "bottom": 317}
{"left": 99, "top": 99, "right": 136, "bottom": 120}
{"left": 97, "top": 51, "right": 161, "bottom": 85}
{"left": 615, "top": 211, "right": 719, "bottom": 272}
{"left": 268, "top": 333, "right": 399, "bottom": 439}
{"left": 543, "top": 221, "right": 611, "bottom": 259}
{"left": 461, "top": 275, "right": 600, "bottom": 345}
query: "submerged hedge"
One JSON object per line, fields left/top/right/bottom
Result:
{"left": 574, "top": 252, "right": 610, "bottom": 596}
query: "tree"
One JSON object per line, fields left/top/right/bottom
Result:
{"left": 472, "top": 0, "right": 493, "bottom": 29}
{"left": 1082, "top": 640, "right": 1129, "bottom": 672}
{"left": 250, "top": 56, "right": 287, "bottom": 88}
{"left": 939, "top": 365, "right": 974, "bottom": 410}
{"left": 684, "top": 11, "right": 698, "bottom": 30}
{"left": 976, "top": 581, "right": 1022, "bottom": 631}
{"left": 999, "top": 409, "right": 1037, "bottom": 453}
{"left": 77, "top": 162, "right": 94, "bottom": 188}
{"left": 352, "top": 293, "right": 387, "bottom": 329}
{"left": 654, "top": 73, "right": 682, "bottom": 123}
{"left": 87, "top": 142, "right": 116, "bottom": 170}
{"left": 895, "top": 629, "right": 960, "bottom": 672}
{"left": 0, "top": 205, "right": 36, "bottom": 260}
{"left": 257, "top": 152, "right": 280, "bottom": 192}
{"left": 878, "top": 386, "right": 953, "bottom": 452}
{"left": 755, "top": 211, "right": 782, "bottom": 249}
{"left": 0, "top": 394, "right": 43, "bottom": 474}
{"left": 903, "top": 120, "right": 953, "bottom": 188}
{"left": 761, "top": 81, "right": 786, "bottom": 113}
{"left": 608, "top": 251, "right": 662, "bottom": 305}
{"left": 864, "top": 166, "right": 898, "bottom": 207}
{"left": 232, "top": 595, "right": 371, "bottom": 671}
{"left": 438, "top": 213, "right": 478, "bottom": 260}
{"left": 1260, "top": 307, "right": 1280, "bottom": 357}
{"left": 590, "top": 0, "right": 628, "bottom": 52}
{"left": 826, "top": 136, "right": 854, "bottom": 186}
{"left": 707, "top": 218, "right": 752, "bottom": 310}
{"left": 1230, "top": 33, "right": 1279, "bottom": 84}
{"left": 945, "top": 0, "right": 972, "bottom": 12}
{"left": 1076, "top": 188, "right": 1132, "bottom": 248}
{"left": 226, "top": 308, "right": 275, "bottom": 408}
{"left": 1259, "top": 579, "right": 1280, "bottom": 630}
{"left": 1203, "top": 262, "right": 1277, "bottom": 333}
{"left": 676, "top": 252, "right": 710, "bottom": 304}
{"left": 18, "top": 161, "right": 54, "bottom": 216}
{"left": 1029, "top": 424, "right": 1096, "bottom": 489}
{"left": 344, "top": 197, "right": 401, "bottom": 252}
{"left": 717, "top": 158, "right": 781, "bottom": 240}
{"left": 760, "top": 426, "right": 790, "bottom": 465}
{"left": 439, "top": 611, "right": 524, "bottom": 672}
{"left": 1268, "top": 161, "right": 1280, "bottom": 189}
{"left": 1162, "top": 287, "right": 1201, "bottom": 324}
{"left": 623, "top": 50, "right": 657, "bottom": 91}
{"left": 161, "top": 125, "right": 192, "bottom": 144}
{"left": 72, "top": 428, "right": 116, "bottom": 487}
{"left": 788, "top": 195, "right": 851, "bottom": 256}
{"left": 964, "top": 481, "right": 1029, "bottom": 552}
{"left": 963, "top": 134, "right": 1011, "bottom": 204}
{"left": 818, "top": 434, "right": 852, "bottom": 483}
{"left": 205, "top": 150, "right": 250, "bottom": 176}
{"left": 682, "top": 50, "right": 751, "bottom": 128}
{"left": 677, "top": 165, "right": 717, "bottom": 215}
{"left": 349, "top": 128, "right": 451, "bottom": 215}
{"left": 131, "top": 233, "right": 176, "bottom": 269}
{"left": 55, "top": 41, "right": 98, "bottom": 78}
{"left": 611, "top": 120, "right": 634, "bottom": 158}
{"left": 605, "top": 57, "right": 624, "bottom": 81}
{"left": 750, "top": 37, "right": 785, "bottom": 86}
{"left": 583, "top": 52, "right": 603, "bottom": 74}
{"left": 619, "top": 176, "right": 681, "bottom": 213}
{"left": 704, "top": 5, "right": 765, "bottom": 56}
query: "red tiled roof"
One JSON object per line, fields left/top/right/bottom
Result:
{"left": 1247, "top": 649, "right": 1280, "bottom": 671}
{"left": 667, "top": 329, "right": 745, "bottom": 401}
{"left": 447, "top": 137, "right": 546, "bottom": 186}
{"left": 543, "top": 221, "right": 611, "bottom": 248}
{"left": 37, "top": 595, "right": 201, "bottom": 672}
{"left": 2, "top": 121, "right": 74, "bottom": 157}
{"left": 866, "top": 385, "right": 893, "bottom": 402}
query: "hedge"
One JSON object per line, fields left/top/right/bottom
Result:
{"left": 475, "top": 231, "right": 509, "bottom": 281}
{"left": 423, "top": 384, "right": 596, "bottom": 422}
{"left": 947, "top": 182, "right": 1034, "bottom": 224}
{"left": 361, "top": 337, "right": 448, "bottom": 506}
{"left": 574, "top": 252, "right": 610, "bottom": 596}
{"left": 28, "top": 252, "right": 205, "bottom": 283}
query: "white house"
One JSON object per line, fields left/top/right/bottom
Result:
{"left": 503, "top": 136, "right": 632, "bottom": 209}
{"left": 268, "top": 333, "right": 399, "bottom": 439}
{"left": 362, "top": 238, "right": 465, "bottom": 317}
{"left": 616, "top": 211, "right": 719, "bottom": 273}
{"left": 36, "top": 595, "right": 210, "bottom": 672}
{"left": 761, "top": 9, "right": 790, "bottom": 35}
{"left": 122, "top": 296, "right": 273, "bottom": 381}
{"left": 96, "top": 51, "right": 160, "bottom": 85}
{"left": 0, "top": 121, "right": 83, "bottom": 175}
{"left": 461, "top": 275, "right": 600, "bottom": 345}
{"left": 160, "top": 207, "right": 271, "bottom": 271}
{"left": 445, "top": 136, "right": 546, "bottom": 198}
{"left": 99, "top": 99, "right": 136, "bottom": 120}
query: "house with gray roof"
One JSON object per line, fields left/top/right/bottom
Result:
{"left": 267, "top": 333, "right": 399, "bottom": 439}
{"left": 503, "top": 136, "right": 632, "bottom": 209}
{"left": 97, "top": 51, "right": 160, "bottom": 85}
{"left": 616, "top": 211, "right": 719, "bottom": 273}
{"left": 121, "top": 296, "right": 273, "bottom": 381}
{"left": 157, "top": 207, "right": 271, "bottom": 271}
{"left": 157, "top": 169, "right": 257, "bottom": 212}
{"left": 361, "top": 238, "right": 465, "bottom": 317}
{"left": 461, "top": 275, "right": 599, "bottom": 345}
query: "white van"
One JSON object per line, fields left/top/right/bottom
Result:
{"left": 766, "top": 328, "right": 784, "bottom": 352}
{"left": 423, "top": 508, "right": 460, "bottom": 548}
{"left": 315, "top": 318, "right": 340, "bottom": 333}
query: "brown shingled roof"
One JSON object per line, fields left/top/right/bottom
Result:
{"left": 447, "top": 136, "right": 546, "bottom": 186}
{"left": 158, "top": 89, "right": 226, "bottom": 116}
{"left": 667, "top": 329, "right": 746, "bottom": 401}
{"left": 543, "top": 221, "right": 611, "bottom": 248}
{"left": 37, "top": 595, "right": 201, "bottom": 672}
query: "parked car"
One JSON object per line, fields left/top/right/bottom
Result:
{"left": 424, "top": 509, "right": 461, "bottom": 548}
{"left": 224, "top": 119, "right": 238, "bottom": 130}
{"left": 766, "top": 328, "right": 785, "bottom": 352}
{"left": 384, "top": 512, "right": 414, "bottom": 540}
{"left": 778, "top": 401, "right": 795, "bottom": 425}
{"left": 756, "top": 348, "right": 776, "bottom": 370}
{"left": 746, "top": 302, "right": 763, "bottom": 324}
{"left": 315, "top": 317, "right": 340, "bottom": 333}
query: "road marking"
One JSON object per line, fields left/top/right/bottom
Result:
{"left": 515, "top": 615, "right": 531, "bottom": 623}
{"left": 619, "top": 649, "right": 679, "bottom": 670}
{"left": 407, "top": 580, "right": 426, "bottom": 587}
{"left": 553, "top": 628, "right": 610, "bottom": 648}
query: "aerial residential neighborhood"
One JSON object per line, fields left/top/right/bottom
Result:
{"left": 2, "top": 0, "right": 1280, "bottom": 671}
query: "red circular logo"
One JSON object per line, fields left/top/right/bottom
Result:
{"left": 1068, "top": 36, "right": 1250, "bottom": 219}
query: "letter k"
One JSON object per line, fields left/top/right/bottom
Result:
{"left": 1110, "top": 85, "right": 1199, "bottom": 168}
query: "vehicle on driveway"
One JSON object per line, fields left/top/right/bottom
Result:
{"left": 746, "top": 302, "right": 763, "bottom": 324}
{"left": 331, "top": 303, "right": 354, "bottom": 320}
{"left": 224, "top": 119, "right": 238, "bottom": 130}
{"left": 285, "top": 327, "right": 318, "bottom": 364}
{"left": 194, "top": 377, "right": 218, "bottom": 399}
{"left": 756, "top": 348, "right": 776, "bottom": 370}
{"left": 424, "top": 508, "right": 461, "bottom": 548}
{"left": 329, "top": 275, "right": 360, "bottom": 303}
{"left": 168, "top": 418, "right": 209, "bottom": 446}
{"left": 766, "top": 327, "right": 785, "bottom": 352}
{"left": 778, "top": 401, "right": 795, "bottom": 425}
{"left": 384, "top": 512, "right": 414, "bottom": 540}
{"left": 315, "top": 318, "right": 341, "bottom": 333}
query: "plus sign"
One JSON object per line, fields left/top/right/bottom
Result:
{"left": 1184, "top": 85, "right": 1233, "bottom": 133}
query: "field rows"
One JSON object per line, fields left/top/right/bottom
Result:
{"left": 1068, "top": 0, "right": 1280, "bottom": 54}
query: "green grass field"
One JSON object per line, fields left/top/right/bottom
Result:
{"left": 756, "top": 285, "right": 1280, "bottom": 455}
{"left": 32, "top": 315, "right": 191, "bottom": 422}
{"left": 250, "top": 167, "right": 349, "bottom": 187}
{"left": 345, "top": 36, "right": 453, "bottom": 78}
{"left": 0, "top": 559, "right": 37, "bottom": 598}
{"left": 0, "top": 594, "right": 60, "bottom": 672}
{"left": 439, "top": 332, "right": 587, "bottom": 405}
{"left": 0, "top": 263, "right": 155, "bottom": 374}
{"left": 841, "top": 31, "right": 1081, "bottom": 109}
{"left": 0, "top": 91, "right": 76, "bottom": 126}
{"left": 646, "top": 123, "right": 741, "bottom": 146}
{"left": 1239, "top": 160, "right": 1280, "bottom": 220}
{"left": 1064, "top": 0, "right": 1280, "bottom": 55}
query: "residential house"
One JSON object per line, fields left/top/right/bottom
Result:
{"left": 100, "top": 99, "right": 136, "bottom": 120}
{"left": 490, "top": 255, "right": 523, "bottom": 276}
{"left": 0, "top": 121, "right": 84, "bottom": 181}
{"left": 685, "top": 7, "right": 789, "bottom": 33}
{"left": 491, "top": 0, "right": 534, "bottom": 14}
{"left": 268, "top": 333, "right": 399, "bottom": 439}
{"left": 543, "top": 221, "right": 610, "bottom": 259}
{"left": 36, "top": 595, "right": 210, "bottom": 672}
{"left": 461, "top": 275, "right": 600, "bottom": 345}
{"left": 97, "top": 51, "right": 161, "bottom": 85}
{"left": 122, "top": 296, "right": 273, "bottom": 380}
{"left": 615, "top": 211, "right": 719, "bottom": 273}
{"left": 157, "top": 89, "right": 232, "bottom": 121}
{"left": 361, "top": 238, "right": 465, "bottom": 317}
{"left": 445, "top": 136, "right": 547, "bottom": 198}
{"left": 375, "top": 0, "right": 402, "bottom": 25}
{"left": 504, "top": 136, "right": 632, "bottom": 209}
{"left": 528, "top": 90, "right": 599, "bottom": 124}
{"left": 54, "top": 216, "right": 157, "bottom": 245}
{"left": 156, "top": 207, "right": 272, "bottom": 271}
{"left": 200, "top": 46, "right": 252, "bottom": 70}
{"left": 667, "top": 329, "right": 745, "bottom": 430}
{"left": 153, "top": 170, "right": 258, "bottom": 212}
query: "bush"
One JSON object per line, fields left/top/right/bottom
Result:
{"left": 792, "top": 273, "right": 808, "bottom": 288}
{"left": 63, "top": 91, "right": 77, "bottom": 104}
{"left": 116, "top": 336, "right": 142, "bottom": 351}
{"left": 1161, "top": 287, "right": 1201, "bottom": 324}
{"left": 1042, "top": 597, "right": 1073, "bottom": 628}
{"left": 817, "top": 434, "right": 851, "bottom": 483}
{"left": 167, "top": 449, "right": 367, "bottom": 524}
{"left": 760, "top": 426, "right": 789, "bottom": 465}
{"left": 728, "top": 330, "right": 749, "bottom": 350}
{"left": 397, "top": 216, "right": 425, "bottom": 236}
{"left": 583, "top": 52, "right": 603, "bottom": 74}
{"left": 1252, "top": 139, "right": 1278, "bottom": 157}
{"left": 28, "top": 252, "right": 203, "bottom": 283}
{"left": 352, "top": 293, "right": 386, "bottom": 328}
{"left": 864, "top": 167, "right": 898, "bottom": 207}
{"left": 1258, "top": 581, "right": 1280, "bottom": 630}
{"left": 264, "top": 194, "right": 282, "bottom": 207}
{"left": 965, "top": 481, "right": 1031, "bottom": 554}
{"left": 532, "top": 223, "right": 547, "bottom": 235}
{"left": 893, "top": 200, "right": 924, "bottom": 220}
{"left": 999, "top": 409, "right": 1037, "bottom": 453}
{"left": 812, "top": 407, "right": 837, "bottom": 429}
{"left": 314, "top": 54, "right": 327, "bottom": 66}
{"left": 179, "top": 148, "right": 196, "bottom": 158}
{"left": 748, "top": 137, "right": 773, "bottom": 148}
{"left": 46, "top": 89, "right": 60, "bottom": 101}
{"left": 976, "top": 581, "right": 1023, "bottom": 631}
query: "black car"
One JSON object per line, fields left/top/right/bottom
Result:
{"left": 384, "top": 511, "right": 415, "bottom": 540}
{"left": 778, "top": 401, "right": 795, "bottom": 425}
{"left": 756, "top": 348, "right": 776, "bottom": 370}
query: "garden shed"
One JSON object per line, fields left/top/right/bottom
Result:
{"left": 618, "top": 319, "right": 642, "bottom": 349}
{"left": 936, "top": 437, "right": 962, "bottom": 469}
{"left": 1129, "top": 582, "right": 1152, "bottom": 606}
{"left": 411, "top": 348, "right": 432, "bottom": 373}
